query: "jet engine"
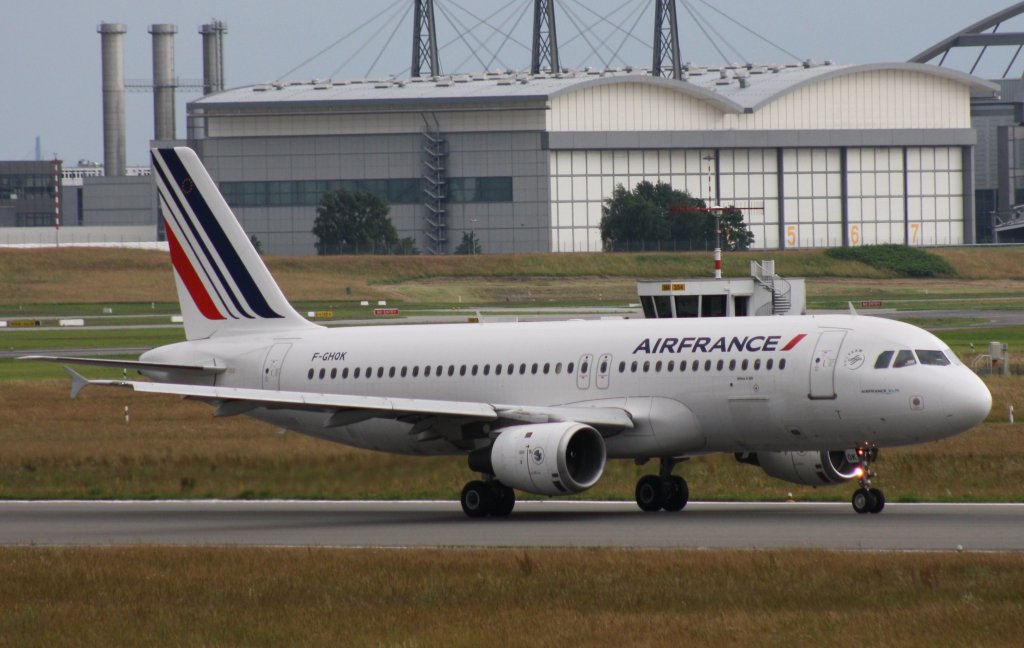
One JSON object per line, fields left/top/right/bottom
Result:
{"left": 735, "top": 450, "right": 861, "bottom": 486}
{"left": 470, "top": 422, "right": 606, "bottom": 496}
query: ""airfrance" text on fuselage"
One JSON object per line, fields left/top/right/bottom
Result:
{"left": 632, "top": 333, "right": 806, "bottom": 355}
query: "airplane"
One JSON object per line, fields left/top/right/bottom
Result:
{"left": 23, "top": 147, "right": 993, "bottom": 517}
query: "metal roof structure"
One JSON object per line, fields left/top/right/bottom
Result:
{"left": 193, "top": 62, "right": 997, "bottom": 115}
{"left": 910, "top": 1, "right": 1024, "bottom": 78}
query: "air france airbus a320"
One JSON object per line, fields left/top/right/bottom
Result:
{"left": 25, "top": 147, "right": 992, "bottom": 517}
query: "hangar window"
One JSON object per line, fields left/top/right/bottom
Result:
{"left": 448, "top": 177, "right": 513, "bottom": 203}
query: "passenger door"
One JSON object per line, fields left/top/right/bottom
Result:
{"left": 576, "top": 353, "right": 593, "bottom": 390}
{"left": 808, "top": 331, "right": 845, "bottom": 399}
{"left": 596, "top": 353, "right": 612, "bottom": 390}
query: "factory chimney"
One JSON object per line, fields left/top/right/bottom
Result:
{"left": 149, "top": 24, "right": 177, "bottom": 141}
{"left": 98, "top": 23, "right": 127, "bottom": 176}
{"left": 200, "top": 21, "right": 227, "bottom": 94}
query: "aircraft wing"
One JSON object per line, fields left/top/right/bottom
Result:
{"left": 21, "top": 355, "right": 225, "bottom": 374}
{"left": 65, "top": 368, "right": 634, "bottom": 432}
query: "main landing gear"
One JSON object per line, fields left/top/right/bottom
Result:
{"left": 460, "top": 479, "right": 516, "bottom": 518}
{"left": 634, "top": 458, "right": 689, "bottom": 512}
{"left": 850, "top": 445, "right": 885, "bottom": 514}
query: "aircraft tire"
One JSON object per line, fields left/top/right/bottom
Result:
{"left": 851, "top": 488, "right": 877, "bottom": 514}
{"left": 635, "top": 475, "right": 665, "bottom": 512}
{"left": 662, "top": 475, "right": 689, "bottom": 512}
{"left": 869, "top": 488, "right": 885, "bottom": 514}
{"left": 489, "top": 483, "right": 516, "bottom": 517}
{"left": 461, "top": 480, "right": 492, "bottom": 518}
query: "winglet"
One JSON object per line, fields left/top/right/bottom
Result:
{"left": 65, "top": 366, "right": 91, "bottom": 400}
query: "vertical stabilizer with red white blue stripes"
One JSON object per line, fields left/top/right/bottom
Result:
{"left": 152, "top": 147, "right": 319, "bottom": 340}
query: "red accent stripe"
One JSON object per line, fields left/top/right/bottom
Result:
{"left": 165, "top": 221, "right": 225, "bottom": 320}
{"left": 781, "top": 333, "right": 807, "bottom": 351}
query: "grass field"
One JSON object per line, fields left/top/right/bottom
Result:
{"left": 0, "top": 547, "right": 1021, "bottom": 647}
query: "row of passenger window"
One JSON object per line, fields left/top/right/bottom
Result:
{"left": 305, "top": 356, "right": 788, "bottom": 381}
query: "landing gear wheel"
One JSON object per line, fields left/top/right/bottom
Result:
{"left": 869, "top": 488, "right": 885, "bottom": 514}
{"left": 635, "top": 475, "right": 665, "bottom": 512}
{"left": 489, "top": 482, "right": 516, "bottom": 517}
{"left": 461, "top": 480, "right": 491, "bottom": 518}
{"left": 851, "top": 487, "right": 877, "bottom": 515}
{"left": 662, "top": 475, "right": 689, "bottom": 512}
{"left": 849, "top": 444, "right": 886, "bottom": 514}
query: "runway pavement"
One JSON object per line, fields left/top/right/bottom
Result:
{"left": 1, "top": 500, "right": 1021, "bottom": 551}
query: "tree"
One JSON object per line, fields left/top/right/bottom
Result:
{"left": 249, "top": 234, "right": 264, "bottom": 255}
{"left": 600, "top": 180, "right": 754, "bottom": 251}
{"left": 454, "top": 231, "right": 482, "bottom": 255}
{"left": 312, "top": 188, "right": 399, "bottom": 255}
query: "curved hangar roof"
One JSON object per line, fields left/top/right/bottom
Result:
{"left": 194, "top": 61, "right": 998, "bottom": 114}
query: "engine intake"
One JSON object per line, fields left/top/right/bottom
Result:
{"left": 735, "top": 450, "right": 860, "bottom": 486}
{"left": 472, "top": 422, "right": 606, "bottom": 496}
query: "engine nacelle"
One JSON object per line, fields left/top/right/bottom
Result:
{"left": 735, "top": 450, "right": 861, "bottom": 486}
{"left": 476, "top": 422, "right": 606, "bottom": 496}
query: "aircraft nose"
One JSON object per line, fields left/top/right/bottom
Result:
{"left": 944, "top": 371, "right": 992, "bottom": 433}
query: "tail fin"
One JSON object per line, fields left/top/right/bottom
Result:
{"left": 151, "top": 147, "right": 318, "bottom": 340}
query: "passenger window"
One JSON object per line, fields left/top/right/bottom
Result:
{"left": 354, "top": 368, "right": 361, "bottom": 379}
{"left": 655, "top": 361, "right": 663, "bottom": 372}
{"left": 874, "top": 351, "right": 894, "bottom": 369}
{"left": 412, "top": 366, "right": 419, "bottom": 377}
{"left": 342, "top": 368, "right": 349, "bottom": 379}
{"left": 704, "top": 360, "right": 711, "bottom": 371}
{"left": 631, "top": 361, "right": 638, "bottom": 373}
{"left": 331, "top": 368, "right": 337, "bottom": 379}
{"left": 388, "top": 367, "right": 395, "bottom": 378}
{"left": 728, "top": 359, "right": 736, "bottom": 371}
{"left": 916, "top": 350, "right": 950, "bottom": 366}
{"left": 597, "top": 361, "right": 605, "bottom": 373}
{"left": 556, "top": 362, "right": 563, "bottom": 374}
{"left": 319, "top": 368, "right": 325, "bottom": 379}
{"left": 741, "top": 359, "right": 748, "bottom": 371}
{"left": 692, "top": 360, "right": 699, "bottom": 371}
{"left": 643, "top": 361, "right": 650, "bottom": 373}
{"left": 520, "top": 364, "right": 526, "bottom": 375}
{"left": 471, "top": 365, "right": 478, "bottom": 376}
{"left": 893, "top": 350, "right": 917, "bottom": 368}
{"left": 483, "top": 365, "right": 490, "bottom": 376}
{"left": 581, "top": 361, "right": 589, "bottom": 373}
{"left": 666, "top": 360, "right": 674, "bottom": 371}
{"left": 619, "top": 361, "right": 626, "bottom": 373}
{"left": 543, "top": 363, "right": 550, "bottom": 374}
{"left": 766, "top": 359, "right": 773, "bottom": 370}
{"left": 460, "top": 365, "right": 467, "bottom": 376}
{"left": 378, "top": 367, "right": 385, "bottom": 378}
{"left": 495, "top": 364, "right": 502, "bottom": 376}
{"left": 401, "top": 367, "right": 407, "bottom": 377}
{"left": 531, "top": 363, "right": 538, "bottom": 375}
{"left": 567, "top": 362, "right": 575, "bottom": 374}
{"left": 753, "top": 359, "right": 760, "bottom": 370}
{"left": 424, "top": 366, "right": 431, "bottom": 377}
{"left": 779, "top": 359, "right": 787, "bottom": 370}
{"left": 307, "top": 369, "right": 314, "bottom": 380}
{"left": 716, "top": 360, "right": 724, "bottom": 371}
{"left": 448, "top": 365, "right": 455, "bottom": 376}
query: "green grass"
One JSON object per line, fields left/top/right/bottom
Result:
{"left": 825, "top": 244, "right": 957, "bottom": 277}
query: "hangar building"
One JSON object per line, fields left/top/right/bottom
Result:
{"left": 186, "top": 61, "right": 997, "bottom": 255}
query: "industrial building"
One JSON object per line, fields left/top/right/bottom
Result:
{"left": 188, "top": 61, "right": 995, "bottom": 255}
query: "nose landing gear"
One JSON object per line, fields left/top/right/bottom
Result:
{"left": 850, "top": 445, "right": 885, "bottom": 514}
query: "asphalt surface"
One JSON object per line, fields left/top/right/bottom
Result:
{"left": 0, "top": 500, "right": 1020, "bottom": 551}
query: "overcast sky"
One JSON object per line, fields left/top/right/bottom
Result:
{"left": 2, "top": 0, "right": 1020, "bottom": 166}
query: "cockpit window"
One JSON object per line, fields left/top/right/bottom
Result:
{"left": 916, "top": 350, "right": 951, "bottom": 366}
{"left": 893, "top": 350, "right": 917, "bottom": 368}
{"left": 874, "top": 350, "right": 894, "bottom": 369}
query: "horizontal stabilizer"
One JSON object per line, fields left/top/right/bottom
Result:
{"left": 19, "top": 355, "right": 225, "bottom": 374}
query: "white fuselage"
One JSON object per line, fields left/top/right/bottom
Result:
{"left": 142, "top": 314, "right": 990, "bottom": 459}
